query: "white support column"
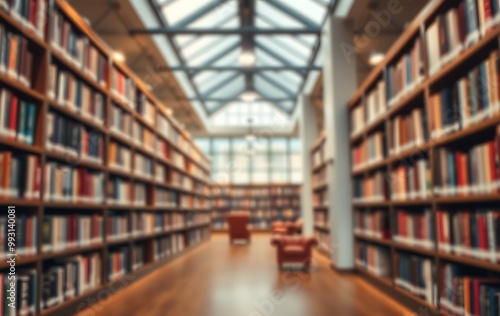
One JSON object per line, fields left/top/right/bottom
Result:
{"left": 298, "top": 94, "right": 318, "bottom": 236}
{"left": 323, "top": 17, "right": 356, "bottom": 270}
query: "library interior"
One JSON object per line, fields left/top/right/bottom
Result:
{"left": 1, "top": 0, "right": 500, "bottom": 315}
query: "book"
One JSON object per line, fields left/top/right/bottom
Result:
{"left": 155, "top": 188, "right": 177, "bottom": 208}
{"left": 0, "top": 27, "right": 34, "bottom": 87}
{"left": 110, "top": 103, "right": 132, "bottom": 138}
{"left": 355, "top": 242, "right": 391, "bottom": 277}
{"left": 43, "top": 162, "right": 105, "bottom": 203}
{"left": 0, "top": 89, "right": 37, "bottom": 145}
{"left": 2, "top": 0, "right": 46, "bottom": 38}
{"left": 0, "top": 152, "right": 40, "bottom": 200}
{"left": 42, "top": 214, "right": 103, "bottom": 252}
{"left": 389, "top": 107, "right": 427, "bottom": 155}
{"left": 133, "top": 153, "right": 153, "bottom": 179}
{"left": 106, "top": 212, "right": 130, "bottom": 242}
{"left": 0, "top": 269, "right": 37, "bottom": 315}
{"left": 0, "top": 214, "right": 38, "bottom": 257}
{"left": 366, "top": 79, "right": 387, "bottom": 123}
{"left": 395, "top": 253, "right": 436, "bottom": 305}
{"left": 109, "top": 141, "right": 131, "bottom": 172}
{"left": 110, "top": 67, "right": 135, "bottom": 107}
{"left": 390, "top": 159, "right": 431, "bottom": 200}
{"left": 437, "top": 209, "right": 500, "bottom": 262}
{"left": 107, "top": 247, "right": 130, "bottom": 282}
{"left": 107, "top": 177, "right": 131, "bottom": 205}
{"left": 354, "top": 209, "right": 391, "bottom": 240}
{"left": 394, "top": 208, "right": 434, "bottom": 249}
{"left": 46, "top": 111, "right": 104, "bottom": 163}
{"left": 353, "top": 171, "right": 388, "bottom": 202}
{"left": 352, "top": 131, "right": 386, "bottom": 170}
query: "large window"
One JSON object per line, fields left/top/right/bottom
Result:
{"left": 194, "top": 137, "right": 302, "bottom": 184}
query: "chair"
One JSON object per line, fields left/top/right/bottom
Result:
{"left": 271, "top": 236, "right": 317, "bottom": 270}
{"left": 272, "top": 218, "right": 303, "bottom": 235}
{"left": 227, "top": 212, "right": 251, "bottom": 244}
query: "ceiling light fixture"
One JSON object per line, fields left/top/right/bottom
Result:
{"left": 240, "top": 91, "right": 259, "bottom": 102}
{"left": 368, "top": 51, "right": 384, "bottom": 66}
{"left": 239, "top": 50, "right": 256, "bottom": 68}
{"left": 112, "top": 51, "right": 126, "bottom": 63}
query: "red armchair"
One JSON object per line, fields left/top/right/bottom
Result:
{"left": 227, "top": 212, "right": 251, "bottom": 244}
{"left": 271, "top": 236, "right": 317, "bottom": 270}
{"left": 272, "top": 218, "right": 303, "bottom": 235}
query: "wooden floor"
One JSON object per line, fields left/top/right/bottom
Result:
{"left": 76, "top": 234, "right": 413, "bottom": 316}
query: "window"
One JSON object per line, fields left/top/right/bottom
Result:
{"left": 194, "top": 137, "right": 301, "bottom": 184}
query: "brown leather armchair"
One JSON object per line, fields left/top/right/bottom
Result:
{"left": 227, "top": 212, "right": 251, "bottom": 244}
{"left": 271, "top": 236, "right": 317, "bottom": 270}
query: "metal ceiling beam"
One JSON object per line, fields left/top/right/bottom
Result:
{"left": 158, "top": 66, "right": 321, "bottom": 72}
{"left": 258, "top": 73, "right": 295, "bottom": 98}
{"left": 130, "top": 27, "right": 322, "bottom": 35}
{"left": 265, "top": 0, "right": 319, "bottom": 28}
{"left": 201, "top": 72, "right": 242, "bottom": 97}
{"left": 179, "top": 14, "right": 237, "bottom": 50}
{"left": 256, "top": 14, "right": 313, "bottom": 48}
{"left": 172, "top": 0, "right": 225, "bottom": 28}
{"left": 255, "top": 42, "right": 305, "bottom": 76}
{"left": 189, "top": 41, "right": 241, "bottom": 77}
{"left": 188, "top": 97, "right": 295, "bottom": 102}
{"left": 156, "top": 0, "right": 177, "bottom": 7}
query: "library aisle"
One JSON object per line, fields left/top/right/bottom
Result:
{"left": 75, "top": 234, "right": 412, "bottom": 316}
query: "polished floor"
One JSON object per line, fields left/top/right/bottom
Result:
{"left": 76, "top": 234, "right": 413, "bottom": 316}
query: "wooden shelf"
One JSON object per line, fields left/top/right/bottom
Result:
{"left": 438, "top": 252, "right": 500, "bottom": 273}
{"left": 354, "top": 234, "right": 392, "bottom": 247}
{"left": 0, "top": 137, "right": 43, "bottom": 154}
{"left": 314, "top": 225, "right": 330, "bottom": 232}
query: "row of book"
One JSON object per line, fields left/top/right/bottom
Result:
{"left": 110, "top": 68, "right": 135, "bottom": 107}
{"left": 132, "top": 121, "right": 156, "bottom": 153}
{"left": 366, "top": 79, "right": 387, "bottom": 124}
{"left": 134, "top": 153, "right": 153, "bottom": 179}
{"left": 155, "top": 188, "right": 177, "bottom": 208}
{"left": 352, "top": 132, "right": 385, "bottom": 170}
{"left": 395, "top": 253, "right": 436, "bottom": 306}
{"left": 133, "top": 183, "right": 146, "bottom": 206}
{"left": 155, "top": 163, "right": 167, "bottom": 183}
{"left": 109, "top": 141, "right": 131, "bottom": 172}
{"left": 107, "top": 177, "right": 130, "bottom": 205}
{"left": 389, "top": 107, "right": 427, "bottom": 156}
{"left": 0, "top": 214, "right": 38, "bottom": 257}
{"left": 313, "top": 190, "right": 329, "bottom": 207}
{"left": 312, "top": 144, "right": 326, "bottom": 168}
{"left": 42, "top": 253, "right": 101, "bottom": 310}
{"left": 188, "top": 228, "right": 210, "bottom": 245}
{"left": 135, "top": 91, "right": 155, "bottom": 125}
{"left": 394, "top": 209, "right": 434, "bottom": 249}
{"left": 314, "top": 211, "right": 328, "bottom": 227}
{"left": 354, "top": 209, "right": 390, "bottom": 240}
{"left": 0, "top": 152, "right": 40, "bottom": 200}
{"left": 0, "top": 25, "right": 33, "bottom": 88}
{"left": 110, "top": 103, "right": 132, "bottom": 138}
{"left": 51, "top": 9, "right": 108, "bottom": 87}
{"left": 47, "top": 111, "right": 104, "bottom": 163}
{"left": 353, "top": 171, "right": 387, "bottom": 202}
{"left": 355, "top": 243, "right": 391, "bottom": 277}
{"left": 153, "top": 236, "right": 174, "bottom": 261}
{"left": 107, "top": 213, "right": 129, "bottom": 241}
{"left": 0, "top": 269, "right": 37, "bottom": 315}
{"left": 48, "top": 64, "right": 106, "bottom": 124}
{"left": 312, "top": 167, "right": 326, "bottom": 187}
{"left": 0, "top": 0, "right": 47, "bottom": 39}
{"left": 42, "top": 214, "right": 103, "bottom": 252}
{"left": 44, "top": 163, "right": 105, "bottom": 203}
{"left": 426, "top": 0, "right": 500, "bottom": 75}
{"left": 387, "top": 37, "right": 424, "bottom": 105}
{"left": 433, "top": 137, "right": 500, "bottom": 196}
{"left": 131, "top": 245, "right": 144, "bottom": 271}
{"left": 108, "top": 247, "right": 129, "bottom": 282}
{"left": 428, "top": 51, "right": 500, "bottom": 139}
{"left": 130, "top": 213, "right": 185, "bottom": 236}
{"left": 439, "top": 263, "right": 500, "bottom": 315}
{"left": 350, "top": 105, "right": 365, "bottom": 137}
{"left": 390, "top": 159, "right": 432, "bottom": 201}
{"left": 0, "top": 88, "right": 37, "bottom": 146}
{"left": 437, "top": 209, "right": 500, "bottom": 263}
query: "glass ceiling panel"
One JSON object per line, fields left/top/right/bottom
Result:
{"left": 265, "top": 35, "right": 313, "bottom": 57}
{"left": 161, "top": 0, "right": 214, "bottom": 26}
{"left": 210, "top": 101, "right": 290, "bottom": 126}
{"left": 212, "top": 47, "right": 241, "bottom": 67}
{"left": 186, "top": 2, "right": 238, "bottom": 28}
{"left": 254, "top": 75, "right": 292, "bottom": 99}
{"left": 274, "top": 0, "right": 326, "bottom": 22}
{"left": 255, "top": 47, "right": 284, "bottom": 67}
{"left": 261, "top": 71, "right": 302, "bottom": 89}
{"left": 256, "top": 1, "right": 304, "bottom": 28}
{"left": 256, "top": 37, "right": 308, "bottom": 65}
{"left": 207, "top": 76, "right": 245, "bottom": 98}
{"left": 197, "top": 71, "right": 238, "bottom": 95}
{"left": 183, "top": 36, "right": 240, "bottom": 66}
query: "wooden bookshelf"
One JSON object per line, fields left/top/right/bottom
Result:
{"left": 311, "top": 131, "right": 330, "bottom": 256}
{"left": 348, "top": 0, "right": 500, "bottom": 314}
{"left": 211, "top": 184, "right": 301, "bottom": 231}
{"left": 0, "top": 1, "right": 212, "bottom": 315}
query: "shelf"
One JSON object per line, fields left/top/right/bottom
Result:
{"left": 351, "top": 159, "right": 388, "bottom": 176}
{"left": 432, "top": 114, "right": 500, "bottom": 147}
{"left": 48, "top": 100, "right": 107, "bottom": 132}
{"left": 0, "top": 73, "right": 46, "bottom": 101}
{"left": 352, "top": 201, "right": 390, "bottom": 208}
{"left": 433, "top": 195, "right": 500, "bottom": 204}
{"left": 0, "top": 199, "right": 40, "bottom": 207}
{"left": 312, "top": 160, "right": 329, "bottom": 173}
{"left": 41, "top": 244, "right": 104, "bottom": 260}
{"left": 312, "top": 183, "right": 328, "bottom": 192}
{"left": 0, "top": 255, "right": 38, "bottom": 269}
{"left": 393, "top": 243, "right": 435, "bottom": 257}
{"left": 0, "top": 137, "right": 43, "bottom": 154}
{"left": 45, "top": 150, "right": 105, "bottom": 171}
{"left": 314, "top": 225, "right": 330, "bottom": 232}
{"left": 356, "top": 267, "right": 393, "bottom": 288}
{"left": 0, "top": 10, "right": 48, "bottom": 49}
{"left": 43, "top": 202, "right": 105, "bottom": 209}
{"left": 438, "top": 252, "right": 500, "bottom": 272}
{"left": 354, "top": 234, "right": 392, "bottom": 247}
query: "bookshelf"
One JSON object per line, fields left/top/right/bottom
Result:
{"left": 0, "top": 1, "right": 212, "bottom": 315}
{"left": 348, "top": 0, "right": 500, "bottom": 314}
{"left": 211, "top": 184, "right": 301, "bottom": 231}
{"left": 311, "top": 131, "right": 330, "bottom": 256}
